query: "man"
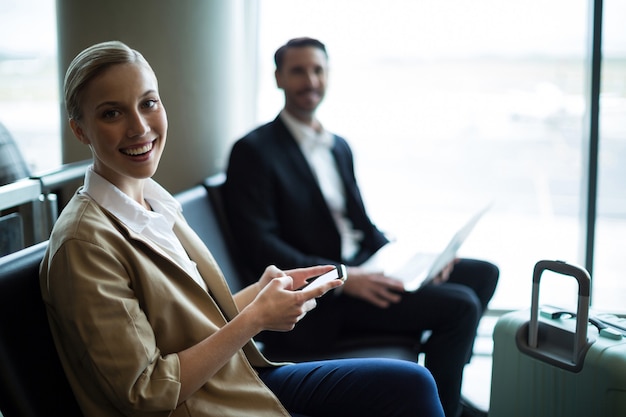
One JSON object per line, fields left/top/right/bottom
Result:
{"left": 223, "top": 37, "right": 499, "bottom": 417}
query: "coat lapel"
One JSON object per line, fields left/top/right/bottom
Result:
{"left": 172, "top": 218, "right": 241, "bottom": 321}
{"left": 113, "top": 209, "right": 239, "bottom": 321}
{"left": 104, "top": 207, "right": 272, "bottom": 366}
{"left": 173, "top": 218, "right": 275, "bottom": 365}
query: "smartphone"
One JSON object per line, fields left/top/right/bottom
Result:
{"left": 303, "top": 264, "right": 347, "bottom": 291}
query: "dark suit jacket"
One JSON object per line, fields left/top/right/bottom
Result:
{"left": 224, "top": 115, "right": 388, "bottom": 283}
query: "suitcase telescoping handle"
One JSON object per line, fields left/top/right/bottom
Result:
{"left": 528, "top": 260, "right": 591, "bottom": 366}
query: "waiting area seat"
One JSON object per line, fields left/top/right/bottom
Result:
{"left": 0, "top": 241, "right": 83, "bottom": 417}
{"left": 175, "top": 183, "right": 247, "bottom": 293}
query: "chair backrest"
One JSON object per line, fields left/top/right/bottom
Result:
{"left": 0, "top": 241, "right": 83, "bottom": 417}
{"left": 175, "top": 184, "right": 245, "bottom": 293}
{"left": 203, "top": 173, "right": 256, "bottom": 286}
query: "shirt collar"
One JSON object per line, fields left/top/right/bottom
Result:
{"left": 280, "top": 109, "right": 334, "bottom": 149}
{"left": 82, "top": 166, "right": 181, "bottom": 234}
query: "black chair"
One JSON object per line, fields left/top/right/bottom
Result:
{"left": 201, "top": 173, "right": 421, "bottom": 363}
{"left": 175, "top": 184, "right": 247, "bottom": 293}
{"left": 0, "top": 241, "right": 83, "bottom": 417}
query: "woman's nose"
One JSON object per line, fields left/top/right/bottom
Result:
{"left": 126, "top": 111, "right": 149, "bottom": 137}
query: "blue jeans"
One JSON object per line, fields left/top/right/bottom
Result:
{"left": 257, "top": 358, "right": 444, "bottom": 417}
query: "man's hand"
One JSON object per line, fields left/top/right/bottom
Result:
{"left": 431, "top": 258, "right": 459, "bottom": 285}
{"left": 342, "top": 266, "right": 405, "bottom": 308}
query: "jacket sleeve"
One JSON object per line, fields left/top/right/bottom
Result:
{"left": 44, "top": 237, "right": 181, "bottom": 416}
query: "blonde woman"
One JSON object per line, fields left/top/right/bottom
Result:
{"left": 40, "top": 40, "right": 444, "bottom": 417}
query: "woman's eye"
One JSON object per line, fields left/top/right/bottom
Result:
{"left": 102, "top": 109, "right": 119, "bottom": 119}
{"left": 143, "top": 99, "right": 158, "bottom": 109}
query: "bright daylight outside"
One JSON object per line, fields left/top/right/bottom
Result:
{"left": 255, "top": 0, "right": 626, "bottom": 313}
{"left": 1, "top": 0, "right": 625, "bottom": 313}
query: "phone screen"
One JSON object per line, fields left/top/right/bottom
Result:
{"left": 303, "top": 265, "right": 346, "bottom": 290}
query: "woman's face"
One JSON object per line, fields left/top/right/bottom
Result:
{"left": 70, "top": 62, "right": 167, "bottom": 193}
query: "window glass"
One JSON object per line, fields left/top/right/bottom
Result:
{"left": 257, "top": 0, "right": 592, "bottom": 310}
{"left": 0, "top": 0, "right": 60, "bottom": 175}
{"left": 593, "top": 0, "right": 626, "bottom": 312}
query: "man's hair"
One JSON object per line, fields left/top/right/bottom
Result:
{"left": 274, "top": 37, "right": 327, "bottom": 70}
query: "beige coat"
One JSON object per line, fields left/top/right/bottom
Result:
{"left": 40, "top": 192, "right": 290, "bottom": 417}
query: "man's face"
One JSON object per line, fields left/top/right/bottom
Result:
{"left": 275, "top": 46, "right": 328, "bottom": 120}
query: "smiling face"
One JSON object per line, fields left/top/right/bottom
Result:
{"left": 275, "top": 46, "right": 328, "bottom": 123}
{"left": 70, "top": 62, "right": 167, "bottom": 195}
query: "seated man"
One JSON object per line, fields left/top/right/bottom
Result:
{"left": 223, "top": 37, "right": 499, "bottom": 417}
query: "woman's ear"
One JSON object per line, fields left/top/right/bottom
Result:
{"left": 69, "top": 119, "right": 89, "bottom": 145}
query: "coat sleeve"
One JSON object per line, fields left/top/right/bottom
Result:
{"left": 44, "top": 237, "right": 181, "bottom": 416}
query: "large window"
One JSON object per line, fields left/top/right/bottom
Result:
{"left": 0, "top": 0, "right": 60, "bottom": 175}
{"left": 256, "top": 0, "right": 624, "bottom": 311}
{"left": 593, "top": 0, "right": 626, "bottom": 309}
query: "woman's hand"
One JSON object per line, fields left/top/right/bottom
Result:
{"left": 244, "top": 264, "right": 342, "bottom": 332}
{"left": 257, "top": 264, "right": 337, "bottom": 290}
{"left": 178, "top": 264, "right": 342, "bottom": 403}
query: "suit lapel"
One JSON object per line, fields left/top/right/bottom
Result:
{"left": 274, "top": 118, "right": 319, "bottom": 184}
{"left": 273, "top": 117, "right": 335, "bottom": 218}
{"left": 331, "top": 140, "right": 363, "bottom": 222}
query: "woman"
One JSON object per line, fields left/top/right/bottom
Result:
{"left": 40, "top": 40, "right": 444, "bottom": 417}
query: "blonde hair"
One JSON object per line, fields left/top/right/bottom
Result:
{"left": 64, "top": 40, "right": 152, "bottom": 121}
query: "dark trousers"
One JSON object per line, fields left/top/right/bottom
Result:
{"left": 258, "top": 357, "right": 445, "bottom": 417}
{"left": 258, "top": 258, "right": 499, "bottom": 417}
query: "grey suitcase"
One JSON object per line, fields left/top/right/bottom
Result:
{"left": 489, "top": 260, "right": 626, "bottom": 417}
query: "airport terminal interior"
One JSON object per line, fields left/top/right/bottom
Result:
{"left": 1, "top": 0, "right": 625, "bottom": 415}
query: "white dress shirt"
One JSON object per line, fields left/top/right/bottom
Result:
{"left": 81, "top": 166, "right": 208, "bottom": 291}
{"left": 280, "top": 110, "right": 363, "bottom": 261}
